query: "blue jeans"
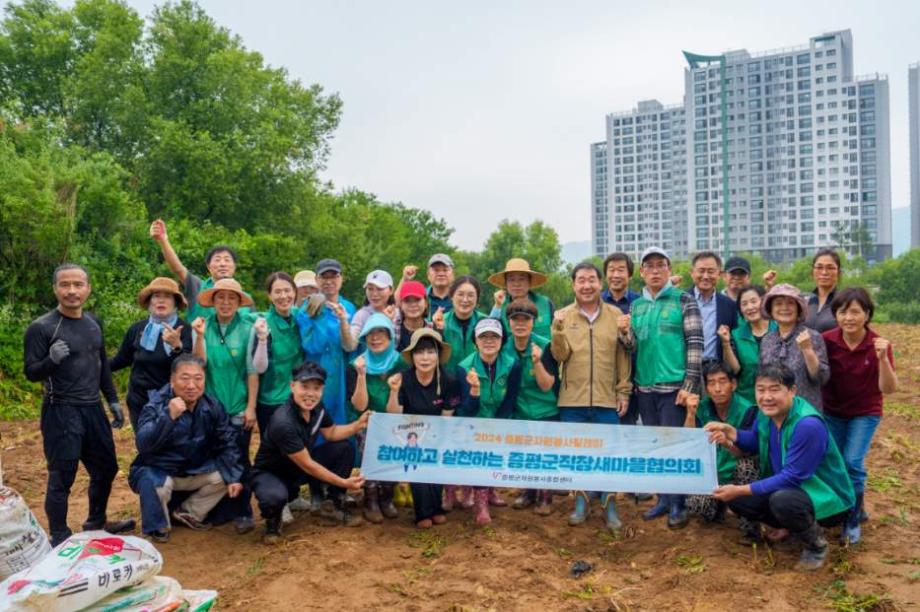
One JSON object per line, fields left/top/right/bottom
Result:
{"left": 559, "top": 407, "right": 621, "bottom": 425}
{"left": 824, "top": 414, "right": 881, "bottom": 495}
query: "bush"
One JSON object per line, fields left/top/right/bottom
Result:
{"left": 879, "top": 302, "right": 920, "bottom": 324}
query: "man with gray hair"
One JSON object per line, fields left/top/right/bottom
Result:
{"left": 23, "top": 263, "right": 133, "bottom": 546}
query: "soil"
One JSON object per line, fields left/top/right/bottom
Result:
{"left": 2, "top": 323, "right": 918, "bottom": 611}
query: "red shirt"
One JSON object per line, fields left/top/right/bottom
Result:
{"left": 821, "top": 327, "right": 894, "bottom": 418}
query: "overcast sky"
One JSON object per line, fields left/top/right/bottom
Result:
{"left": 119, "top": 0, "right": 919, "bottom": 250}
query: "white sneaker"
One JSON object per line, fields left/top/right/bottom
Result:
{"left": 288, "top": 497, "right": 311, "bottom": 512}
{"left": 282, "top": 504, "right": 294, "bottom": 525}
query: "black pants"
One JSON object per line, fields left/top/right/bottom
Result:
{"left": 410, "top": 484, "right": 444, "bottom": 523}
{"left": 250, "top": 440, "right": 354, "bottom": 520}
{"left": 41, "top": 401, "right": 119, "bottom": 545}
{"left": 256, "top": 402, "right": 283, "bottom": 441}
{"left": 619, "top": 392, "right": 639, "bottom": 426}
{"left": 125, "top": 391, "right": 147, "bottom": 432}
{"left": 729, "top": 488, "right": 848, "bottom": 533}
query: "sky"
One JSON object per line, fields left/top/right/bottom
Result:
{"left": 118, "top": 0, "right": 920, "bottom": 251}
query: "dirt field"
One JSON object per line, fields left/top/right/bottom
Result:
{"left": 2, "top": 323, "right": 918, "bottom": 610}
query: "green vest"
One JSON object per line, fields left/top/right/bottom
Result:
{"left": 346, "top": 359, "right": 403, "bottom": 421}
{"left": 442, "top": 310, "right": 485, "bottom": 373}
{"left": 632, "top": 285, "right": 686, "bottom": 387}
{"left": 731, "top": 320, "right": 777, "bottom": 405}
{"left": 499, "top": 292, "right": 553, "bottom": 342}
{"left": 696, "top": 394, "right": 755, "bottom": 484}
{"left": 459, "top": 351, "right": 515, "bottom": 418}
{"left": 756, "top": 396, "right": 855, "bottom": 520}
{"left": 203, "top": 312, "right": 253, "bottom": 416}
{"left": 501, "top": 333, "right": 558, "bottom": 420}
{"left": 258, "top": 306, "right": 305, "bottom": 406}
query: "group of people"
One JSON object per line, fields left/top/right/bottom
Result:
{"left": 22, "top": 217, "right": 898, "bottom": 571}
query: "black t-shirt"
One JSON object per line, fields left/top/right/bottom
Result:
{"left": 397, "top": 367, "right": 462, "bottom": 416}
{"left": 253, "top": 399, "right": 334, "bottom": 474}
{"left": 23, "top": 309, "right": 118, "bottom": 406}
{"left": 109, "top": 318, "right": 193, "bottom": 405}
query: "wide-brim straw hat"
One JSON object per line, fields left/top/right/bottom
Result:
{"left": 137, "top": 277, "right": 188, "bottom": 310}
{"left": 488, "top": 258, "right": 548, "bottom": 289}
{"left": 762, "top": 283, "right": 808, "bottom": 323}
{"left": 400, "top": 327, "right": 451, "bottom": 365}
{"left": 197, "top": 278, "right": 255, "bottom": 308}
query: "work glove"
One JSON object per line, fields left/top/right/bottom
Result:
{"left": 109, "top": 402, "right": 125, "bottom": 429}
{"left": 49, "top": 339, "right": 70, "bottom": 364}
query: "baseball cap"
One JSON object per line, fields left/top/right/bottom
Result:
{"left": 316, "top": 259, "right": 342, "bottom": 276}
{"left": 399, "top": 280, "right": 427, "bottom": 300}
{"left": 725, "top": 256, "right": 752, "bottom": 275}
{"left": 474, "top": 318, "right": 503, "bottom": 338}
{"left": 428, "top": 253, "right": 454, "bottom": 268}
{"left": 293, "top": 270, "right": 318, "bottom": 288}
{"left": 640, "top": 246, "right": 671, "bottom": 264}
{"left": 364, "top": 270, "right": 394, "bottom": 289}
{"left": 292, "top": 361, "right": 327, "bottom": 383}
{"left": 506, "top": 299, "right": 537, "bottom": 319}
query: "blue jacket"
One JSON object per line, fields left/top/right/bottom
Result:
{"left": 129, "top": 383, "right": 244, "bottom": 486}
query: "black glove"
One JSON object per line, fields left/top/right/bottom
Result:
{"left": 109, "top": 402, "right": 125, "bottom": 429}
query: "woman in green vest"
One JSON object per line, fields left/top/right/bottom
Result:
{"left": 256, "top": 272, "right": 306, "bottom": 437}
{"left": 456, "top": 318, "right": 522, "bottom": 525}
{"left": 432, "top": 275, "right": 486, "bottom": 374}
{"left": 191, "top": 278, "right": 268, "bottom": 535}
{"left": 346, "top": 313, "right": 406, "bottom": 524}
{"left": 704, "top": 363, "right": 854, "bottom": 571}
{"left": 488, "top": 258, "right": 555, "bottom": 340}
{"left": 502, "top": 298, "right": 559, "bottom": 516}
{"left": 719, "top": 285, "right": 777, "bottom": 405}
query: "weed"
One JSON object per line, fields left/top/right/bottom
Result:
{"left": 822, "top": 580, "right": 892, "bottom": 612}
{"left": 676, "top": 554, "right": 706, "bottom": 574}
{"left": 867, "top": 469, "right": 902, "bottom": 493}
{"left": 562, "top": 582, "right": 596, "bottom": 600}
{"left": 887, "top": 401, "right": 919, "bottom": 419}
{"left": 556, "top": 548, "right": 573, "bottom": 559}
{"left": 408, "top": 531, "right": 447, "bottom": 558}
{"left": 246, "top": 557, "right": 264, "bottom": 577}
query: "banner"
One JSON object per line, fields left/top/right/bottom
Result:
{"left": 361, "top": 414, "right": 718, "bottom": 494}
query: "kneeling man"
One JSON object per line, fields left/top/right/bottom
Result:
{"left": 704, "top": 363, "right": 854, "bottom": 571}
{"left": 129, "top": 354, "right": 244, "bottom": 542}
{"left": 251, "top": 362, "right": 368, "bottom": 543}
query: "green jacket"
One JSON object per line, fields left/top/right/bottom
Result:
{"left": 696, "top": 394, "right": 756, "bottom": 484}
{"left": 202, "top": 312, "right": 254, "bottom": 416}
{"left": 730, "top": 320, "right": 777, "bottom": 405}
{"left": 442, "top": 310, "right": 486, "bottom": 373}
{"left": 632, "top": 285, "right": 686, "bottom": 387}
{"left": 756, "top": 396, "right": 855, "bottom": 520}
{"left": 501, "top": 333, "right": 558, "bottom": 420}
{"left": 459, "top": 351, "right": 516, "bottom": 418}
{"left": 258, "top": 306, "right": 305, "bottom": 406}
{"left": 497, "top": 292, "right": 555, "bottom": 343}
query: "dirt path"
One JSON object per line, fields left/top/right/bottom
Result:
{"left": 2, "top": 323, "right": 918, "bottom": 610}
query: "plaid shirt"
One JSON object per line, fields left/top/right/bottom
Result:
{"left": 634, "top": 289, "right": 704, "bottom": 395}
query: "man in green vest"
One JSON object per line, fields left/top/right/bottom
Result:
{"left": 488, "top": 258, "right": 555, "bottom": 340}
{"left": 149, "top": 218, "right": 250, "bottom": 321}
{"left": 631, "top": 246, "right": 703, "bottom": 529}
{"left": 704, "top": 363, "right": 855, "bottom": 571}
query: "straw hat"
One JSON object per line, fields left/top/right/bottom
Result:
{"left": 137, "top": 277, "right": 188, "bottom": 309}
{"left": 400, "top": 327, "right": 451, "bottom": 365}
{"left": 197, "top": 278, "right": 255, "bottom": 307}
{"left": 488, "top": 258, "right": 548, "bottom": 289}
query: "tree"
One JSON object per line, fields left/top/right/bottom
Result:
{"left": 475, "top": 220, "right": 563, "bottom": 280}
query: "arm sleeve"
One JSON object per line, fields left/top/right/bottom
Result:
{"left": 614, "top": 321, "right": 633, "bottom": 398}
{"left": 539, "top": 346, "right": 559, "bottom": 378}
{"left": 23, "top": 320, "right": 56, "bottom": 382}
{"left": 750, "top": 417, "right": 827, "bottom": 496}
{"left": 735, "top": 427, "right": 759, "bottom": 455}
{"left": 345, "top": 366, "right": 358, "bottom": 402}
{"left": 247, "top": 325, "right": 268, "bottom": 375}
{"left": 680, "top": 294, "right": 704, "bottom": 394}
{"left": 550, "top": 320, "right": 571, "bottom": 363}
{"left": 456, "top": 366, "right": 478, "bottom": 417}
{"left": 109, "top": 323, "right": 137, "bottom": 372}
{"left": 135, "top": 402, "right": 177, "bottom": 454}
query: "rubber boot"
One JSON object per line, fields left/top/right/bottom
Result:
{"left": 534, "top": 490, "right": 554, "bottom": 516}
{"left": 442, "top": 485, "right": 457, "bottom": 512}
{"left": 379, "top": 483, "right": 399, "bottom": 519}
{"left": 393, "top": 483, "right": 408, "bottom": 507}
{"left": 601, "top": 493, "right": 622, "bottom": 531}
{"left": 794, "top": 522, "right": 828, "bottom": 571}
{"left": 363, "top": 483, "right": 383, "bottom": 524}
{"left": 459, "top": 486, "right": 475, "bottom": 510}
{"left": 487, "top": 488, "right": 508, "bottom": 507}
{"left": 840, "top": 493, "right": 863, "bottom": 545}
{"left": 667, "top": 495, "right": 688, "bottom": 530}
{"left": 568, "top": 492, "right": 590, "bottom": 526}
{"left": 474, "top": 488, "right": 492, "bottom": 525}
{"left": 513, "top": 489, "right": 536, "bottom": 510}
{"left": 642, "top": 494, "right": 669, "bottom": 521}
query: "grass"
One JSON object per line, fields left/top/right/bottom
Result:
{"left": 562, "top": 582, "right": 597, "bottom": 601}
{"left": 887, "top": 401, "right": 920, "bottom": 419}
{"left": 245, "top": 557, "right": 265, "bottom": 577}
{"left": 821, "top": 580, "right": 893, "bottom": 612}
{"left": 676, "top": 554, "right": 706, "bottom": 574}
{"left": 408, "top": 531, "right": 448, "bottom": 558}
{"left": 867, "top": 469, "right": 903, "bottom": 494}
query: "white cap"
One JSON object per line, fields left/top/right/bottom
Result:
{"left": 640, "top": 246, "right": 671, "bottom": 263}
{"left": 293, "top": 270, "right": 318, "bottom": 288}
{"left": 363, "top": 270, "right": 394, "bottom": 289}
{"left": 474, "top": 318, "right": 504, "bottom": 338}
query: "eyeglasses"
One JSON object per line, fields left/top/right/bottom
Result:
{"left": 642, "top": 263, "right": 669, "bottom": 271}
{"left": 813, "top": 265, "right": 838, "bottom": 272}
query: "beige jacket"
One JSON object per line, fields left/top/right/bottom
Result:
{"left": 550, "top": 302, "right": 633, "bottom": 409}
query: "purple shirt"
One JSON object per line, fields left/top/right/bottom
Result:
{"left": 736, "top": 415, "right": 827, "bottom": 496}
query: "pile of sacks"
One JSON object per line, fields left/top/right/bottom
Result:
{"left": 0, "top": 486, "right": 216, "bottom": 611}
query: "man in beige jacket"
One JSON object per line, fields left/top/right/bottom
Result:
{"left": 551, "top": 262, "right": 633, "bottom": 531}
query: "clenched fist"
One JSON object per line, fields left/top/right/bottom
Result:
{"left": 387, "top": 372, "right": 403, "bottom": 392}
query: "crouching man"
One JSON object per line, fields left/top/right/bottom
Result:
{"left": 129, "top": 354, "right": 244, "bottom": 542}
{"left": 251, "top": 362, "right": 368, "bottom": 543}
{"left": 704, "top": 363, "right": 854, "bottom": 571}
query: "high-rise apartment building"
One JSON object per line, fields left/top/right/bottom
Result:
{"left": 910, "top": 63, "right": 920, "bottom": 248}
{"left": 591, "top": 30, "right": 892, "bottom": 263}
